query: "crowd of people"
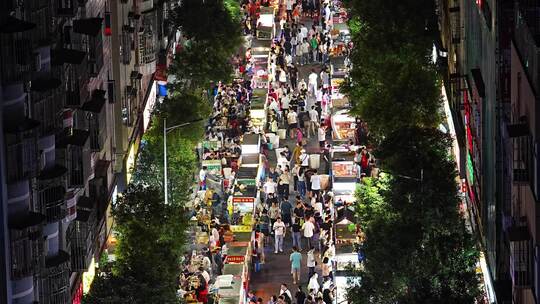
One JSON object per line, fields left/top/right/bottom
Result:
{"left": 182, "top": 1, "right": 371, "bottom": 304}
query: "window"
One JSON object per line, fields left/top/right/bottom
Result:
{"left": 121, "top": 31, "right": 132, "bottom": 64}
{"left": 88, "top": 33, "right": 104, "bottom": 77}
{"left": 138, "top": 13, "right": 157, "bottom": 65}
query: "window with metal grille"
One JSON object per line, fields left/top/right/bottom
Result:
{"left": 138, "top": 14, "right": 156, "bottom": 65}
{"left": 88, "top": 33, "right": 104, "bottom": 77}
{"left": 511, "top": 239, "right": 532, "bottom": 287}
{"left": 121, "top": 31, "right": 132, "bottom": 64}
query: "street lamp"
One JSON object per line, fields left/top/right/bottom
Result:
{"left": 163, "top": 117, "right": 204, "bottom": 205}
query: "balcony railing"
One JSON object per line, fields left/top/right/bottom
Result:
{"left": 514, "top": 2, "right": 540, "bottom": 94}
{"left": 38, "top": 185, "right": 66, "bottom": 223}
{"left": 6, "top": 138, "right": 38, "bottom": 182}
{"left": 57, "top": 0, "right": 76, "bottom": 17}
{"left": 10, "top": 221, "right": 44, "bottom": 279}
{"left": 508, "top": 224, "right": 532, "bottom": 288}
{"left": 40, "top": 251, "right": 70, "bottom": 304}
{"left": 68, "top": 146, "right": 84, "bottom": 188}
{"left": 67, "top": 208, "right": 96, "bottom": 271}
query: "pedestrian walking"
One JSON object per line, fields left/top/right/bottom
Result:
{"left": 308, "top": 106, "right": 319, "bottom": 138}
{"left": 253, "top": 241, "right": 261, "bottom": 272}
{"left": 287, "top": 110, "right": 298, "bottom": 139}
{"left": 302, "top": 218, "right": 315, "bottom": 248}
{"left": 321, "top": 257, "right": 332, "bottom": 280}
{"left": 278, "top": 167, "right": 291, "bottom": 199}
{"left": 290, "top": 246, "right": 302, "bottom": 284}
{"left": 199, "top": 166, "right": 208, "bottom": 190}
{"left": 310, "top": 171, "right": 321, "bottom": 200}
{"left": 292, "top": 219, "right": 302, "bottom": 250}
{"left": 281, "top": 199, "right": 293, "bottom": 226}
{"left": 273, "top": 217, "right": 286, "bottom": 253}
{"left": 296, "top": 127, "right": 304, "bottom": 145}
{"left": 317, "top": 124, "right": 326, "bottom": 148}
{"left": 264, "top": 176, "right": 278, "bottom": 201}
{"left": 307, "top": 247, "right": 316, "bottom": 279}
{"left": 307, "top": 273, "right": 320, "bottom": 293}
{"left": 308, "top": 69, "right": 318, "bottom": 97}
{"left": 280, "top": 284, "right": 293, "bottom": 304}
{"left": 297, "top": 167, "right": 306, "bottom": 198}
{"left": 295, "top": 286, "right": 307, "bottom": 304}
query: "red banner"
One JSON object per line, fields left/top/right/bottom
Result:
{"left": 232, "top": 197, "right": 255, "bottom": 203}
{"left": 225, "top": 255, "right": 245, "bottom": 263}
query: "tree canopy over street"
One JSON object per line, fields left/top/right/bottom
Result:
{"left": 345, "top": 0, "right": 481, "bottom": 302}
{"left": 83, "top": 0, "right": 243, "bottom": 302}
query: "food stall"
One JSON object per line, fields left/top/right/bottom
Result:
{"left": 202, "top": 159, "right": 223, "bottom": 177}
{"left": 241, "top": 133, "right": 260, "bottom": 155}
{"left": 230, "top": 184, "right": 258, "bottom": 215}
{"left": 333, "top": 208, "right": 361, "bottom": 304}
{"left": 330, "top": 76, "right": 349, "bottom": 109}
{"left": 214, "top": 266, "right": 246, "bottom": 304}
{"left": 331, "top": 109, "right": 356, "bottom": 142}
{"left": 239, "top": 154, "right": 260, "bottom": 168}
{"left": 236, "top": 166, "right": 259, "bottom": 186}
{"left": 250, "top": 88, "right": 267, "bottom": 130}
{"left": 331, "top": 148, "right": 357, "bottom": 203}
{"left": 256, "top": 7, "right": 275, "bottom": 40}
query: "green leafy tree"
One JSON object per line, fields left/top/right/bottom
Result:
{"left": 133, "top": 127, "right": 199, "bottom": 206}
{"left": 349, "top": 128, "right": 481, "bottom": 303}
{"left": 84, "top": 185, "right": 186, "bottom": 304}
{"left": 169, "top": 40, "right": 238, "bottom": 92}
{"left": 346, "top": 52, "right": 442, "bottom": 141}
{"left": 172, "top": 0, "right": 242, "bottom": 54}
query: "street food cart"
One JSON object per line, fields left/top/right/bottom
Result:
{"left": 214, "top": 266, "right": 246, "bottom": 304}
{"left": 231, "top": 185, "right": 258, "bottom": 215}
{"left": 333, "top": 208, "right": 361, "bottom": 304}
{"left": 239, "top": 154, "right": 261, "bottom": 168}
{"left": 331, "top": 110, "right": 356, "bottom": 142}
{"left": 250, "top": 89, "right": 267, "bottom": 131}
{"left": 331, "top": 148, "right": 357, "bottom": 202}
{"left": 241, "top": 133, "right": 260, "bottom": 155}
{"left": 257, "top": 7, "right": 275, "bottom": 40}
{"left": 203, "top": 159, "right": 223, "bottom": 177}
{"left": 236, "top": 166, "right": 259, "bottom": 186}
{"left": 330, "top": 76, "right": 349, "bottom": 108}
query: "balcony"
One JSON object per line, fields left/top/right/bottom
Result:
{"left": 37, "top": 185, "right": 66, "bottom": 222}
{"left": 73, "top": 18, "right": 103, "bottom": 37}
{"left": 0, "top": 15, "right": 36, "bottom": 34}
{"left": 40, "top": 251, "right": 70, "bottom": 303}
{"left": 88, "top": 34, "right": 104, "bottom": 77}
{"left": 56, "top": 127, "right": 90, "bottom": 149}
{"left": 56, "top": 0, "right": 76, "bottom": 17}
{"left": 6, "top": 138, "right": 39, "bottom": 182}
{"left": 508, "top": 224, "right": 532, "bottom": 288}
{"left": 449, "top": 1, "right": 460, "bottom": 44}
{"left": 514, "top": 1, "right": 540, "bottom": 94}
{"left": 51, "top": 48, "right": 86, "bottom": 65}
{"left": 67, "top": 146, "right": 85, "bottom": 188}
{"left": 88, "top": 113, "right": 105, "bottom": 152}
{"left": 81, "top": 89, "right": 106, "bottom": 113}
{"left": 67, "top": 207, "right": 96, "bottom": 271}
{"left": 9, "top": 212, "right": 45, "bottom": 279}
{"left": 512, "top": 133, "right": 534, "bottom": 185}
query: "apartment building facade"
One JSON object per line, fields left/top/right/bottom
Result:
{"left": 505, "top": 1, "right": 540, "bottom": 302}
{"left": 0, "top": 0, "right": 178, "bottom": 302}
{"left": 438, "top": 0, "right": 540, "bottom": 303}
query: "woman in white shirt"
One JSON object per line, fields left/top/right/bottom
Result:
{"left": 310, "top": 171, "right": 321, "bottom": 200}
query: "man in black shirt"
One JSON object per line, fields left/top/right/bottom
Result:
{"left": 293, "top": 199, "right": 305, "bottom": 220}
